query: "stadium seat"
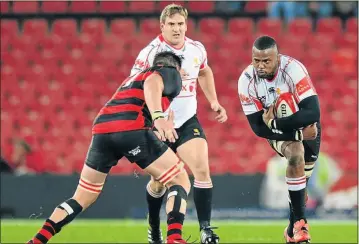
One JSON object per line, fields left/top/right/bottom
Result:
{"left": 228, "top": 18, "right": 255, "bottom": 35}
{"left": 69, "top": 1, "right": 98, "bottom": 13}
{"left": 256, "top": 18, "right": 283, "bottom": 37}
{"left": 23, "top": 19, "right": 48, "bottom": 36}
{"left": 41, "top": 1, "right": 68, "bottom": 13}
{"left": 198, "top": 18, "right": 225, "bottom": 35}
{"left": 81, "top": 19, "right": 106, "bottom": 37}
{"left": 127, "top": 1, "right": 156, "bottom": 12}
{"left": 158, "top": 1, "right": 186, "bottom": 11}
{"left": 1, "top": 20, "right": 19, "bottom": 38}
{"left": 346, "top": 18, "right": 358, "bottom": 34}
{"left": 316, "top": 17, "right": 342, "bottom": 35}
{"left": 244, "top": 1, "right": 267, "bottom": 13}
{"left": 12, "top": 1, "right": 39, "bottom": 13}
{"left": 52, "top": 19, "right": 78, "bottom": 36}
{"left": 99, "top": 1, "right": 126, "bottom": 13}
{"left": 187, "top": 1, "right": 214, "bottom": 13}
{"left": 287, "top": 18, "right": 313, "bottom": 36}
{"left": 139, "top": 18, "right": 159, "bottom": 35}
{"left": 0, "top": 1, "right": 9, "bottom": 13}
{"left": 110, "top": 19, "right": 137, "bottom": 36}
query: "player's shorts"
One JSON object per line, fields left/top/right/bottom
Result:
{"left": 166, "top": 115, "right": 207, "bottom": 152}
{"left": 85, "top": 129, "right": 168, "bottom": 173}
{"left": 268, "top": 123, "right": 321, "bottom": 163}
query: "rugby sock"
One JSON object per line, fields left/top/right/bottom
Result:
{"left": 146, "top": 182, "right": 166, "bottom": 230}
{"left": 167, "top": 211, "right": 185, "bottom": 241}
{"left": 29, "top": 199, "right": 83, "bottom": 244}
{"left": 286, "top": 176, "right": 307, "bottom": 222}
{"left": 193, "top": 180, "right": 213, "bottom": 229}
{"left": 28, "top": 219, "right": 56, "bottom": 244}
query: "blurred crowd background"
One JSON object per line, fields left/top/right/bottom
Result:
{"left": 0, "top": 1, "right": 358, "bottom": 210}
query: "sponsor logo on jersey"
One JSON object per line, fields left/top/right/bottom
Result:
{"left": 245, "top": 72, "right": 252, "bottom": 80}
{"left": 296, "top": 77, "right": 311, "bottom": 96}
{"left": 239, "top": 93, "right": 253, "bottom": 105}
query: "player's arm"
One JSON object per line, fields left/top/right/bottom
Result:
{"left": 143, "top": 73, "right": 165, "bottom": 115}
{"left": 238, "top": 71, "right": 302, "bottom": 141}
{"left": 246, "top": 111, "right": 303, "bottom": 141}
{"left": 271, "top": 95, "right": 320, "bottom": 132}
{"left": 267, "top": 63, "right": 320, "bottom": 132}
{"left": 196, "top": 41, "right": 227, "bottom": 122}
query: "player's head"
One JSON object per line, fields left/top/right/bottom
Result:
{"left": 160, "top": 4, "right": 188, "bottom": 46}
{"left": 153, "top": 51, "right": 182, "bottom": 70}
{"left": 252, "top": 35, "right": 280, "bottom": 79}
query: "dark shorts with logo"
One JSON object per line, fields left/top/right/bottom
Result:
{"left": 269, "top": 123, "right": 321, "bottom": 163}
{"left": 85, "top": 130, "right": 168, "bottom": 173}
{"left": 166, "top": 115, "right": 207, "bottom": 153}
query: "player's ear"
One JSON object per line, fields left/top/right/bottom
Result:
{"left": 160, "top": 22, "right": 164, "bottom": 32}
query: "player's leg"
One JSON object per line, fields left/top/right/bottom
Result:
{"left": 124, "top": 130, "right": 191, "bottom": 243}
{"left": 28, "top": 135, "right": 117, "bottom": 244}
{"left": 175, "top": 117, "right": 218, "bottom": 243}
{"left": 281, "top": 141, "right": 311, "bottom": 243}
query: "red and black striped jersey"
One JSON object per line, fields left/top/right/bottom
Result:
{"left": 92, "top": 66, "right": 182, "bottom": 134}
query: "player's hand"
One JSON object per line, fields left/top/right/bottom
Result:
{"left": 211, "top": 101, "right": 228, "bottom": 123}
{"left": 303, "top": 123, "right": 318, "bottom": 140}
{"left": 263, "top": 105, "right": 275, "bottom": 127}
{"left": 154, "top": 112, "right": 178, "bottom": 143}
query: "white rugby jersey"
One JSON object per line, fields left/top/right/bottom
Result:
{"left": 238, "top": 55, "right": 317, "bottom": 115}
{"left": 130, "top": 34, "right": 208, "bottom": 128}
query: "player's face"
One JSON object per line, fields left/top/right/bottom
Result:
{"left": 160, "top": 13, "right": 187, "bottom": 46}
{"left": 252, "top": 47, "right": 279, "bottom": 79}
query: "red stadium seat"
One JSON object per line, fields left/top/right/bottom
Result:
{"left": 198, "top": 18, "right": 225, "bottom": 35}
{"left": 52, "top": 19, "right": 77, "bottom": 36}
{"left": 228, "top": 18, "right": 255, "bottom": 35}
{"left": 158, "top": 1, "right": 186, "bottom": 11}
{"left": 110, "top": 19, "right": 137, "bottom": 36}
{"left": 346, "top": 18, "right": 358, "bottom": 34}
{"left": 12, "top": 1, "right": 38, "bottom": 13}
{"left": 69, "top": 1, "right": 98, "bottom": 13}
{"left": 81, "top": 19, "right": 106, "bottom": 37}
{"left": 336, "top": 33, "right": 357, "bottom": 50}
{"left": 287, "top": 18, "right": 313, "bottom": 36}
{"left": 256, "top": 18, "right": 283, "bottom": 37}
{"left": 316, "top": 17, "right": 342, "bottom": 36}
{"left": 0, "top": 1, "right": 9, "bottom": 13}
{"left": 41, "top": 1, "right": 68, "bottom": 13}
{"left": 244, "top": 2, "right": 268, "bottom": 13}
{"left": 127, "top": 1, "right": 156, "bottom": 12}
{"left": 23, "top": 19, "right": 48, "bottom": 36}
{"left": 99, "top": 1, "right": 126, "bottom": 12}
{"left": 187, "top": 1, "right": 214, "bottom": 13}
{"left": 139, "top": 18, "right": 159, "bottom": 35}
{"left": 1, "top": 20, "right": 19, "bottom": 38}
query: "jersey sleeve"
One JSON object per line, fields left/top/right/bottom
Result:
{"left": 156, "top": 67, "right": 182, "bottom": 99}
{"left": 238, "top": 70, "right": 263, "bottom": 115}
{"left": 288, "top": 60, "right": 317, "bottom": 103}
{"left": 130, "top": 43, "right": 158, "bottom": 76}
{"left": 194, "top": 41, "right": 208, "bottom": 70}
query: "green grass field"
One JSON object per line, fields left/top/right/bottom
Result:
{"left": 1, "top": 219, "right": 357, "bottom": 243}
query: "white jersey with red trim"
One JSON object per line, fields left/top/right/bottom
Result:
{"left": 130, "top": 34, "right": 208, "bottom": 128}
{"left": 238, "top": 55, "right": 317, "bottom": 116}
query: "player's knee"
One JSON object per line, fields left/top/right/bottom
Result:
{"left": 148, "top": 179, "right": 166, "bottom": 194}
{"left": 167, "top": 171, "right": 191, "bottom": 195}
{"left": 189, "top": 160, "right": 211, "bottom": 181}
{"left": 288, "top": 155, "right": 305, "bottom": 167}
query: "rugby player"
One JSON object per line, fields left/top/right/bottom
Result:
{"left": 28, "top": 52, "right": 191, "bottom": 244}
{"left": 131, "top": 4, "right": 227, "bottom": 244}
{"left": 237, "top": 36, "right": 321, "bottom": 244}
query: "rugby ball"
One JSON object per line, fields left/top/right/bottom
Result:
{"left": 274, "top": 92, "right": 299, "bottom": 118}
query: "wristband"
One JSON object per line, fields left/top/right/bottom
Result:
{"left": 151, "top": 110, "right": 164, "bottom": 121}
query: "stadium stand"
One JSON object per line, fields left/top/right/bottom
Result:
{"left": 0, "top": 1, "right": 357, "bottom": 176}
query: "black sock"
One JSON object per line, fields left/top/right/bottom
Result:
{"left": 193, "top": 180, "right": 213, "bottom": 229}
{"left": 286, "top": 176, "right": 307, "bottom": 222}
{"left": 146, "top": 182, "right": 166, "bottom": 230}
{"left": 166, "top": 211, "right": 185, "bottom": 241}
{"left": 287, "top": 202, "right": 295, "bottom": 237}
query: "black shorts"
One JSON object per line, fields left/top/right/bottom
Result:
{"left": 85, "top": 130, "right": 168, "bottom": 173}
{"left": 269, "top": 123, "right": 322, "bottom": 163}
{"left": 166, "top": 115, "right": 207, "bottom": 153}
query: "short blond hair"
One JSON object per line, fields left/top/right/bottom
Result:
{"left": 160, "top": 4, "right": 188, "bottom": 23}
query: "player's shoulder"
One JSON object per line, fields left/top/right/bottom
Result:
{"left": 185, "top": 36, "right": 206, "bottom": 50}
{"left": 280, "top": 54, "right": 308, "bottom": 74}
{"left": 239, "top": 64, "right": 255, "bottom": 82}
{"left": 139, "top": 36, "right": 161, "bottom": 53}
